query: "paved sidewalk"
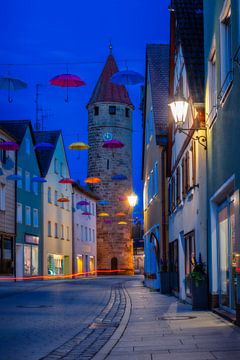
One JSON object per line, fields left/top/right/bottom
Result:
{"left": 106, "top": 279, "right": 240, "bottom": 360}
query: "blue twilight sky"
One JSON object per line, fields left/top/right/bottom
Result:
{"left": 0, "top": 0, "right": 169, "bottom": 217}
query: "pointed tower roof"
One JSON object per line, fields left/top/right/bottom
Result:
{"left": 87, "top": 54, "right": 133, "bottom": 108}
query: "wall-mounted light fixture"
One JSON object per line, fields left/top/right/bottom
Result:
{"left": 168, "top": 95, "right": 207, "bottom": 150}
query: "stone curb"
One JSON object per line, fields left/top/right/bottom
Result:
{"left": 91, "top": 284, "right": 132, "bottom": 360}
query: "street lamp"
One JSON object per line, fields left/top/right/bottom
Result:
{"left": 127, "top": 193, "right": 138, "bottom": 208}
{"left": 168, "top": 95, "right": 207, "bottom": 150}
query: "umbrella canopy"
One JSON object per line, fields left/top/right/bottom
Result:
{"left": 84, "top": 177, "right": 101, "bottom": 184}
{"left": 115, "top": 212, "right": 126, "bottom": 217}
{"left": 0, "top": 76, "right": 28, "bottom": 102}
{"left": 0, "top": 142, "right": 19, "bottom": 151}
{"left": 77, "top": 200, "right": 90, "bottom": 206}
{"left": 102, "top": 139, "right": 124, "bottom": 149}
{"left": 82, "top": 211, "right": 92, "bottom": 216}
{"left": 98, "top": 212, "right": 110, "bottom": 217}
{"left": 118, "top": 221, "right": 128, "bottom": 225}
{"left": 98, "top": 200, "right": 110, "bottom": 206}
{"left": 31, "top": 176, "right": 47, "bottom": 183}
{"left": 49, "top": 73, "right": 86, "bottom": 103}
{"left": 59, "top": 178, "right": 75, "bottom": 184}
{"left": 68, "top": 142, "right": 90, "bottom": 150}
{"left": 57, "top": 197, "right": 69, "bottom": 203}
{"left": 34, "top": 142, "right": 54, "bottom": 150}
{"left": 6, "top": 174, "right": 22, "bottom": 181}
{"left": 111, "top": 70, "right": 144, "bottom": 86}
{"left": 111, "top": 174, "right": 128, "bottom": 181}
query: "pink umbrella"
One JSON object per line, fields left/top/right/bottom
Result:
{"left": 0, "top": 142, "right": 19, "bottom": 151}
{"left": 49, "top": 73, "right": 86, "bottom": 102}
{"left": 102, "top": 139, "right": 124, "bottom": 149}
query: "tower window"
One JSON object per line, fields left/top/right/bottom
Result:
{"left": 109, "top": 106, "right": 116, "bottom": 115}
{"left": 94, "top": 106, "right": 99, "bottom": 116}
{"left": 125, "top": 108, "right": 130, "bottom": 118}
{"left": 107, "top": 159, "right": 110, "bottom": 170}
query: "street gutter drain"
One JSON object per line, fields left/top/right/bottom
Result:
{"left": 158, "top": 315, "right": 197, "bottom": 321}
{"left": 17, "top": 305, "right": 53, "bottom": 309}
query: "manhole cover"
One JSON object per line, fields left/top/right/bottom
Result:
{"left": 89, "top": 322, "right": 119, "bottom": 329}
{"left": 158, "top": 315, "right": 197, "bottom": 321}
{"left": 17, "top": 305, "right": 53, "bottom": 309}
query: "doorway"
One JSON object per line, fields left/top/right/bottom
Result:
{"left": 111, "top": 257, "right": 118, "bottom": 270}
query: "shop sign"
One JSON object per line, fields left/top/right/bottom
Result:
{"left": 25, "top": 234, "right": 39, "bottom": 245}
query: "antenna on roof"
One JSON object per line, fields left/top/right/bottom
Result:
{"left": 109, "top": 39, "right": 113, "bottom": 54}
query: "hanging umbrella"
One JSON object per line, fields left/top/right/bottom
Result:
{"left": 104, "top": 219, "right": 113, "bottom": 224}
{"left": 34, "top": 142, "right": 54, "bottom": 150}
{"left": 84, "top": 177, "right": 101, "bottom": 184}
{"left": 57, "top": 197, "right": 69, "bottom": 203}
{"left": 111, "top": 174, "right": 128, "bottom": 181}
{"left": 68, "top": 142, "right": 90, "bottom": 150}
{"left": 115, "top": 212, "right": 126, "bottom": 217}
{"left": 6, "top": 174, "right": 22, "bottom": 181}
{"left": 0, "top": 76, "right": 28, "bottom": 102}
{"left": 31, "top": 176, "right": 47, "bottom": 183}
{"left": 102, "top": 139, "right": 124, "bottom": 149}
{"left": 49, "top": 73, "right": 86, "bottom": 103}
{"left": 2, "top": 157, "right": 14, "bottom": 170}
{"left": 118, "top": 221, "right": 128, "bottom": 225}
{"left": 111, "top": 70, "right": 144, "bottom": 86}
{"left": 82, "top": 211, "right": 92, "bottom": 216}
{"left": 98, "top": 200, "right": 110, "bottom": 206}
{"left": 59, "top": 178, "right": 75, "bottom": 184}
{"left": 77, "top": 200, "right": 90, "bottom": 206}
{"left": 98, "top": 212, "right": 110, "bottom": 217}
{"left": 0, "top": 142, "right": 19, "bottom": 151}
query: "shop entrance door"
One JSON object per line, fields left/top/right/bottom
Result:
{"left": 218, "top": 196, "right": 237, "bottom": 312}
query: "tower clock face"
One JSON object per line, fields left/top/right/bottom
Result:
{"left": 103, "top": 132, "right": 112, "bottom": 141}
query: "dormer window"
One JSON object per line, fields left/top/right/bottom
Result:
{"left": 109, "top": 106, "right": 116, "bottom": 115}
{"left": 94, "top": 106, "right": 99, "bottom": 116}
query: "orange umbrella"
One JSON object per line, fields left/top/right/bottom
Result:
{"left": 115, "top": 212, "right": 126, "bottom": 217}
{"left": 84, "top": 177, "right": 101, "bottom": 184}
{"left": 57, "top": 197, "right": 69, "bottom": 203}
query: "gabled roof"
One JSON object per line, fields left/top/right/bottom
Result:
{"left": 147, "top": 44, "right": 169, "bottom": 137}
{"left": 87, "top": 54, "right": 133, "bottom": 108}
{"left": 72, "top": 182, "right": 100, "bottom": 201}
{"left": 34, "top": 130, "right": 61, "bottom": 177}
{"left": 173, "top": 0, "right": 204, "bottom": 103}
{"left": 0, "top": 120, "right": 33, "bottom": 144}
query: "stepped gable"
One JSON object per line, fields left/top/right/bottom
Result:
{"left": 34, "top": 130, "right": 61, "bottom": 177}
{"left": 87, "top": 54, "right": 133, "bottom": 107}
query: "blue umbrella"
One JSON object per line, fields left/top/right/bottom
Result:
{"left": 111, "top": 174, "right": 128, "bottom": 181}
{"left": 111, "top": 70, "right": 144, "bottom": 86}
{"left": 31, "top": 176, "right": 47, "bottom": 183}
{"left": 34, "top": 142, "right": 54, "bottom": 150}
{"left": 6, "top": 174, "right": 23, "bottom": 181}
{"left": 98, "top": 200, "right": 110, "bottom": 206}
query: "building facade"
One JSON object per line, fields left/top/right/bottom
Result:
{"left": 35, "top": 131, "right": 72, "bottom": 276}
{"left": 168, "top": 0, "right": 207, "bottom": 301}
{"left": 0, "top": 121, "right": 42, "bottom": 277}
{"left": 87, "top": 52, "right": 134, "bottom": 274}
{"left": 142, "top": 44, "right": 169, "bottom": 291}
{"left": 204, "top": 0, "right": 240, "bottom": 322}
{"left": 0, "top": 129, "right": 16, "bottom": 276}
{"left": 72, "top": 184, "right": 98, "bottom": 275}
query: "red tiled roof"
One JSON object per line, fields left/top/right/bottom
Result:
{"left": 87, "top": 54, "right": 133, "bottom": 107}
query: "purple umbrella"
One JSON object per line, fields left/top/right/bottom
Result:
{"left": 102, "top": 139, "right": 124, "bottom": 149}
{"left": 82, "top": 211, "right": 92, "bottom": 216}
{"left": 0, "top": 142, "right": 19, "bottom": 151}
{"left": 77, "top": 200, "right": 90, "bottom": 206}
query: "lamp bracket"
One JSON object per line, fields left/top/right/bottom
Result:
{"left": 178, "top": 128, "right": 207, "bottom": 150}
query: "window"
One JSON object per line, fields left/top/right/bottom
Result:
{"left": 54, "top": 223, "right": 58, "bottom": 238}
{"left": 48, "top": 187, "right": 52, "bottom": 203}
{"left": 25, "top": 206, "right": 31, "bottom": 226}
{"left": 54, "top": 190, "right": 58, "bottom": 206}
{"left": 85, "top": 226, "right": 88, "bottom": 241}
{"left": 208, "top": 40, "right": 217, "bottom": 126}
{"left": 33, "top": 208, "right": 38, "bottom": 228}
{"left": 109, "top": 106, "right": 116, "bottom": 115}
{"left": 25, "top": 171, "right": 30, "bottom": 192}
{"left": 94, "top": 106, "right": 99, "bottom": 116}
{"left": 125, "top": 108, "right": 130, "bottom": 118}
{"left": 107, "top": 159, "right": 110, "bottom": 170}
{"left": 182, "top": 159, "right": 186, "bottom": 199}
{"left": 0, "top": 139, "right": 7, "bottom": 164}
{"left": 60, "top": 162, "right": 64, "bottom": 177}
{"left": 92, "top": 203, "right": 95, "bottom": 216}
{"left": 17, "top": 167, "right": 22, "bottom": 188}
{"left": 220, "top": 0, "right": 232, "bottom": 100}
{"left": 81, "top": 225, "right": 84, "bottom": 241}
{"left": 93, "top": 229, "right": 95, "bottom": 242}
{"left": 191, "top": 142, "right": 196, "bottom": 187}
{"left": 67, "top": 226, "right": 70, "bottom": 240}
{"left": 145, "top": 108, "right": 154, "bottom": 145}
{"left": 54, "top": 158, "right": 58, "bottom": 174}
{"left": 185, "top": 152, "right": 190, "bottom": 192}
{"left": 60, "top": 193, "right": 64, "bottom": 208}
{"left": 17, "top": 203, "right": 22, "bottom": 223}
{"left": 33, "top": 174, "right": 38, "bottom": 195}
{"left": 25, "top": 137, "right": 30, "bottom": 154}
{"left": 66, "top": 197, "right": 70, "bottom": 211}
{"left": 176, "top": 167, "right": 181, "bottom": 204}
{"left": 168, "top": 182, "right": 172, "bottom": 214}
{"left": 89, "top": 228, "right": 91, "bottom": 242}
{"left": 171, "top": 176, "right": 176, "bottom": 210}
{"left": 154, "top": 162, "right": 159, "bottom": 195}
{"left": 0, "top": 183, "right": 6, "bottom": 211}
{"left": 61, "top": 224, "right": 64, "bottom": 239}
{"left": 48, "top": 221, "right": 52, "bottom": 237}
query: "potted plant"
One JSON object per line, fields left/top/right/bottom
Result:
{"left": 188, "top": 253, "right": 208, "bottom": 310}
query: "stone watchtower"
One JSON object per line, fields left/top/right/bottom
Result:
{"left": 87, "top": 51, "right": 134, "bottom": 274}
